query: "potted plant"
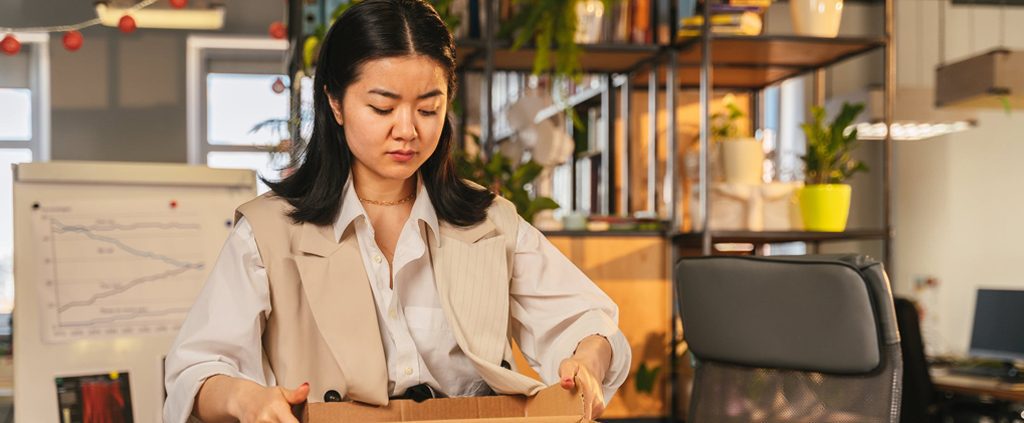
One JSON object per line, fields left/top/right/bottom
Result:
{"left": 501, "top": 0, "right": 613, "bottom": 81}
{"left": 455, "top": 148, "right": 560, "bottom": 224}
{"left": 712, "top": 95, "right": 764, "bottom": 185}
{"left": 799, "top": 102, "right": 867, "bottom": 232}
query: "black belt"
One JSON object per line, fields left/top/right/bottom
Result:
{"left": 391, "top": 383, "right": 437, "bottom": 403}
{"left": 323, "top": 359, "right": 511, "bottom": 404}
{"left": 323, "top": 383, "right": 437, "bottom": 403}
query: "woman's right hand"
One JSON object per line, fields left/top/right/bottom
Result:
{"left": 233, "top": 381, "right": 310, "bottom": 423}
{"left": 194, "top": 375, "right": 310, "bottom": 423}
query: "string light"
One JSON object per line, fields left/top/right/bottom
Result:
{"left": 0, "top": 0, "right": 158, "bottom": 34}
{"left": 0, "top": 0, "right": 158, "bottom": 55}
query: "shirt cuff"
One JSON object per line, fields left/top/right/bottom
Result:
{"left": 163, "top": 361, "right": 245, "bottom": 423}
{"left": 602, "top": 329, "right": 632, "bottom": 403}
{"left": 548, "top": 309, "right": 632, "bottom": 403}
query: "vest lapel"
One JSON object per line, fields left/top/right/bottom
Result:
{"left": 294, "top": 222, "right": 389, "bottom": 405}
{"left": 429, "top": 220, "right": 546, "bottom": 395}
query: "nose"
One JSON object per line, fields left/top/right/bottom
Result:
{"left": 392, "top": 108, "right": 417, "bottom": 141}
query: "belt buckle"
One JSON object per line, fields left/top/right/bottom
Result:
{"left": 405, "top": 383, "right": 436, "bottom": 403}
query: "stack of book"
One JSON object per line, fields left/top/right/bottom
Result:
{"left": 678, "top": 0, "right": 771, "bottom": 37}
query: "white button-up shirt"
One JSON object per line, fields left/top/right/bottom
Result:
{"left": 163, "top": 178, "right": 631, "bottom": 423}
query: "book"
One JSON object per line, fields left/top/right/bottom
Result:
{"left": 728, "top": 0, "right": 773, "bottom": 6}
{"left": 678, "top": 11, "right": 762, "bottom": 36}
{"left": 632, "top": 0, "right": 652, "bottom": 44}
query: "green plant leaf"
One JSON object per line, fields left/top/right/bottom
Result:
{"left": 523, "top": 196, "right": 560, "bottom": 223}
{"left": 512, "top": 160, "right": 544, "bottom": 185}
{"left": 999, "top": 95, "right": 1013, "bottom": 115}
{"left": 802, "top": 103, "right": 865, "bottom": 185}
{"left": 634, "top": 362, "right": 661, "bottom": 394}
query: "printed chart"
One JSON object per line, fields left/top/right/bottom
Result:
{"left": 31, "top": 199, "right": 229, "bottom": 342}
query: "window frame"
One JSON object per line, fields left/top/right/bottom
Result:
{"left": 0, "top": 32, "right": 51, "bottom": 160}
{"left": 0, "top": 32, "right": 50, "bottom": 313}
{"left": 185, "top": 35, "right": 289, "bottom": 165}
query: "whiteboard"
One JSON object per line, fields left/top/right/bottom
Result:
{"left": 13, "top": 161, "right": 256, "bottom": 423}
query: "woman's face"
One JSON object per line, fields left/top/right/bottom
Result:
{"left": 328, "top": 55, "right": 449, "bottom": 183}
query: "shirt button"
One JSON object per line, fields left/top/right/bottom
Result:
{"left": 373, "top": 255, "right": 382, "bottom": 264}
{"left": 404, "top": 367, "right": 413, "bottom": 376}
{"left": 389, "top": 309, "right": 397, "bottom": 319}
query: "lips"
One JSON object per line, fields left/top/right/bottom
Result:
{"left": 387, "top": 150, "right": 416, "bottom": 162}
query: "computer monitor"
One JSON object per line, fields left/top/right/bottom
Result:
{"left": 968, "top": 289, "right": 1024, "bottom": 363}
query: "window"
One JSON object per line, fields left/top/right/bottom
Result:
{"left": 0, "top": 33, "right": 51, "bottom": 313}
{"left": 187, "top": 36, "right": 311, "bottom": 194}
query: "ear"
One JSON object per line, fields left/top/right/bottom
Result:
{"left": 325, "top": 86, "right": 344, "bottom": 126}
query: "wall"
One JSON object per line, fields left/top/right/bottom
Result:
{"left": 892, "top": 0, "right": 1024, "bottom": 354}
{"left": 0, "top": 0, "right": 284, "bottom": 163}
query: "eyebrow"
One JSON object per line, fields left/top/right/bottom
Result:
{"left": 368, "top": 88, "right": 444, "bottom": 100}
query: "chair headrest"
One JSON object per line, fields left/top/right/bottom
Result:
{"left": 676, "top": 255, "right": 899, "bottom": 374}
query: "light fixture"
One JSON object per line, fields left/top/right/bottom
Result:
{"left": 933, "top": 0, "right": 1021, "bottom": 109}
{"left": 936, "top": 49, "right": 1024, "bottom": 109}
{"left": 830, "top": 87, "right": 977, "bottom": 141}
{"left": 95, "top": 1, "right": 225, "bottom": 30}
{"left": 858, "top": 87, "right": 977, "bottom": 141}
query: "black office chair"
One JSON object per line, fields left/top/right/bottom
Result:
{"left": 676, "top": 254, "right": 903, "bottom": 423}
{"left": 894, "top": 297, "right": 937, "bottom": 423}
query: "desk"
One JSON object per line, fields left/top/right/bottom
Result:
{"left": 931, "top": 369, "right": 1024, "bottom": 403}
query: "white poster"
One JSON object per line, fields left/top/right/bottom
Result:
{"left": 30, "top": 198, "right": 232, "bottom": 343}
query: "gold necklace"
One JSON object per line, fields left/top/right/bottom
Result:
{"left": 358, "top": 192, "right": 415, "bottom": 206}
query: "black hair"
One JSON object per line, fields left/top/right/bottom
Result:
{"left": 264, "top": 0, "right": 493, "bottom": 227}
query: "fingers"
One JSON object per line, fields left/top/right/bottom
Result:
{"left": 583, "top": 392, "right": 594, "bottom": 422}
{"left": 592, "top": 399, "right": 606, "bottom": 419}
{"left": 276, "top": 407, "right": 301, "bottom": 423}
{"left": 282, "top": 382, "right": 310, "bottom": 405}
{"left": 558, "top": 359, "right": 579, "bottom": 389}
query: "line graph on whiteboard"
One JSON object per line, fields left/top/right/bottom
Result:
{"left": 31, "top": 199, "right": 231, "bottom": 342}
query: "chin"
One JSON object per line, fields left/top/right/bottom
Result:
{"left": 375, "top": 163, "right": 420, "bottom": 181}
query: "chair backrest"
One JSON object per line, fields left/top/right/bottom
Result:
{"left": 893, "top": 297, "right": 934, "bottom": 423}
{"left": 675, "top": 255, "right": 903, "bottom": 423}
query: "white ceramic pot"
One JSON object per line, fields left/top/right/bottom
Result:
{"left": 720, "top": 138, "right": 764, "bottom": 185}
{"left": 790, "top": 0, "right": 844, "bottom": 38}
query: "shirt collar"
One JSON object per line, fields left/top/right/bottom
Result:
{"left": 333, "top": 173, "right": 440, "bottom": 244}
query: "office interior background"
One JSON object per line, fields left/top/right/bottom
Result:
{"left": 2, "top": 0, "right": 1024, "bottom": 422}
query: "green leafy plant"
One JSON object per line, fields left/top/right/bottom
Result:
{"left": 711, "top": 96, "right": 745, "bottom": 141}
{"left": 800, "top": 102, "right": 869, "bottom": 185}
{"left": 455, "top": 148, "right": 560, "bottom": 223}
{"left": 501, "top": 0, "right": 619, "bottom": 80}
{"left": 634, "top": 362, "right": 661, "bottom": 394}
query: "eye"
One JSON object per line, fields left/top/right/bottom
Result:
{"left": 418, "top": 110, "right": 438, "bottom": 117}
{"left": 369, "top": 106, "right": 392, "bottom": 115}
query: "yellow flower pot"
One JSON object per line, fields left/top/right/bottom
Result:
{"left": 798, "top": 184, "right": 852, "bottom": 232}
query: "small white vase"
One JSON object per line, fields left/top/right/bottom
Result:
{"left": 720, "top": 138, "right": 764, "bottom": 185}
{"left": 790, "top": 0, "right": 844, "bottom": 38}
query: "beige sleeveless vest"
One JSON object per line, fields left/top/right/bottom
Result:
{"left": 234, "top": 193, "right": 545, "bottom": 405}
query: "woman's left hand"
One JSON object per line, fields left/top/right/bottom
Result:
{"left": 558, "top": 335, "right": 613, "bottom": 421}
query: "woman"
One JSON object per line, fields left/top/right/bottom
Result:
{"left": 163, "top": 1, "right": 630, "bottom": 422}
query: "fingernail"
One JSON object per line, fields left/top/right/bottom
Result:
{"left": 301, "top": 382, "right": 309, "bottom": 388}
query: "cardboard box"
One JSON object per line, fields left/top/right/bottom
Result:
{"left": 301, "top": 385, "right": 591, "bottom": 423}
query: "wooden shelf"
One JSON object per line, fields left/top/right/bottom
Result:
{"left": 634, "top": 35, "right": 886, "bottom": 90}
{"left": 544, "top": 230, "right": 666, "bottom": 238}
{"left": 459, "top": 36, "right": 883, "bottom": 90}
{"left": 672, "top": 229, "right": 889, "bottom": 245}
{"left": 454, "top": 39, "right": 484, "bottom": 71}
{"left": 457, "top": 42, "right": 662, "bottom": 74}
